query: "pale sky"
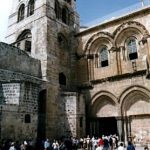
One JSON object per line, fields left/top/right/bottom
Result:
{"left": 0, "top": 0, "right": 12, "bottom": 42}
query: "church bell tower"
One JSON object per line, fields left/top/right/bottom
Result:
{"left": 6, "top": 0, "right": 79, "bottom": 80}
{"left": 6, "top": 0, "right": 85, "bottom": 139}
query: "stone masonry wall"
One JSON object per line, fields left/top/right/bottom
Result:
{"left": 77, "top": 7, "right": 150, "bottom": 144}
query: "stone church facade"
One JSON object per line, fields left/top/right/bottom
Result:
{"left": 77, "top": 7, "right": 150, "bottom": 145}
{"left": 0, "top": 0, "right": 149, "bottom": 145}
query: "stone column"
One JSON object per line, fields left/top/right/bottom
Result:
{"left": 128, "top": 116, "right": 132, "bottom": 141}
{"left": 87, "top": 58, "right": 91, "bottom": 81}
{"left": 116, "top": 47, "right": 123, "bottom": 75}
{"left": 95, "top": 54, "right": 99, "bottom": 68}
{"left": 87, "top": 54, "right": 94, "bottom": 81}
{"left": 144, "top": 37, "right": 150, "bottom": 76}
{"left": 124, "top": 116, "right": 128, "bottom": 146}
{"left": 117, "top": 117, "right": 123, "bottom": 141}
{"left": 124, "top": 116, "right": 132, "bottom": 143}
{"left": 91, "top": 55, "right": 95, "bottom": 80}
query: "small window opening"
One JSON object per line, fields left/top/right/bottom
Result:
{"left": 25, "top": 114, "right": 31, "bottom": 123}
{"left": 25, "top": 40, "right": 31, "bottom": 52}
{"left": 127, "top": 38, "right": 138, "bottom": 60}
{"left": 18, "top": 4, "right": 25, "bottom": 22}
{"left": 100, "top": 47, "right": 109, "bottom": 67}
{"left": 59, "top": 73, "right": 66, "bottom": 85}
{"left": 27, "top": 0, "right": 35, "bottom": 16}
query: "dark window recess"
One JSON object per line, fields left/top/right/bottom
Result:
{"left": 18, "top": 4, "right": 25, "bottom": 22}
{"left": 25, "top": 41, "right": 31, "bottom": 52}
{"left": 127, "top": 38, "right": 138, "bottom": 60}
{"left": 17, "top": 42, "right": 20, "bottom": 48}
{"left": 101, "top": 60, "right": 108, "bottom": 67}
{"left": 27, "top": 0, "right": 34, "bottom": 16}
{"left": 58, "top": 36, "right": 63, "bottom": 44}
{"left": 25, "top": 114, "right": 31, "bottom": 123}
{"left": 55, "top": 0, "right": 60, "bottom": 19}
{"left": 59, "top": 73, "right": 66, "bottom": 85}
{"left": 129, "top": 52, "right": 138, "bottom": 60}
{"left": 57, "top": 33, "right": 67, "bottom": 49}
{"left": 80, "top": 117, "right": 83, "bottom": 128}
{"left": 62, "top": 8, "right": 69, "bottom": 25}
{"left": 62, "top": 8, "right": 67, "bottom": 24}
{"left": 100, "top": 47, "right": 109, "bottom": 67}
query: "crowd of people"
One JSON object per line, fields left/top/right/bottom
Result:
{"left": 0, "top": 135, "right": 149, "bottom": 150}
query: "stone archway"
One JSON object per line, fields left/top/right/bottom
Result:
{"left": 87, "top": 91, "right": 118, "bottom": 137}
{"left": 91, "top": 95, "right": 117, "bottom": 117}
{"left": 120, "top": 86, "right": 150, "bottom": 145}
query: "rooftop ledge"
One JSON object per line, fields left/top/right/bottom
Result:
{"left": 78, "top": 1, "right": 150, "bottom": 35}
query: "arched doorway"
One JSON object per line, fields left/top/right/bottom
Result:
{"left": 120, "top": 86, "right": 150, "bottom": 145}
{"left": 89, "top": 117, "right": 117, "bottom": 137}
{"left": 88, "top": 92, "right": 118, "bottom": 137}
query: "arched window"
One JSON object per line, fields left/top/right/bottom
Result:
{"left": 55, "top": 0, "right": 60, "bottom": 19}
{"left": 27, "top": 0, "right": 35, "bottom": 17}
{"left": 16, "top": 29, "right": 32, "bottom": 52}
{"left": 25, "top": 114, "right": 31, "bottom": 123}
{"left": 62, "top": 7, "right": 69, "bottom": 25}
{"left": 57, "top": 33, "right": 67, "bottom": 49}
{"left": 127, "top": 38, "right": 138, "bottom": 60}
{"left": 100, "top": 46, "right": 109, "bottom": 67}
{"left": 18, "top": 4, "right": 25, "bottom": 22}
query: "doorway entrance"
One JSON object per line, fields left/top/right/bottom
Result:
{"left": 37, "top": 89, "right": 46, "bottom": 139}
{"left": 87, "top": 117, "right": 118, "bottom": 137}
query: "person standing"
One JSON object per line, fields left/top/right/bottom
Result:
{"left": 127, "top": 141, "right": 135, "bottom": 150}
{"left": 9, "top": 142, "right": 16, "bottom": 150}
{"left": 44, "top": 139, "right": 50, "bottom": 150}
{"left": 52, "top": 140, "right": 59, "bottom": 150}
{"left": 118, "top": 143, "right": 124, "bottom": 150}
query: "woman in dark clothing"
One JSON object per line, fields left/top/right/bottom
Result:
{"left": 127, "top": 141, "right": 135, "bottom": 150}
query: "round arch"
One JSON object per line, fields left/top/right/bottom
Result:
{"left": 91, "top": 90, "right": 118, "bottom": 105}
{"left": 17, "top": 1, "right": 26, "bottom": 10}
{"left": 15, "top": 29, "right": 32, "bottom": 52}
{"left": 90, "top": 91, "right": 118, "bottom": 117}
{"left": 17, "top": 29, "right": 32, "bottom": 41}
{"left": 84, "top": 32, "right": 114, "bottom": 54}
{"left": 119, "top": 85, "right": 150, "bottom": 143}
{"left": 113, "top": 21, "right": 149, "bottom": 47}
{"left": 119, "top": 85, "right": 150, "bottom": 116}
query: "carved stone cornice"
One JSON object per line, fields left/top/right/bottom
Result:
{"left": 77, "top": 82, "right": 93, "bottom": 90}
{"left": 108, "top": 46, "right": 117, "bottom": 52}
{"left": 90, "top": 70, "right": 146, "bottom": 84}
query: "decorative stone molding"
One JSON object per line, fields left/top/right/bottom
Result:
{"left": 84, "top": 31, "right": 114, "bottom": 54}
{"left": 84, "top": 21, "right": 149, "bottom": 58}
{"left": 91, "top": 90, "right": 118, "bottom": 106}
{"left": 119, "top": 85, "right": 150, "bottom": 113}
{"left": 113, "top": 21, "right": 149, "bottom": 39}
{"left": 90, "top": 70, "right": 146, "bottom": 84}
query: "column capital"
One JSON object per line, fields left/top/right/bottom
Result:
{"left": 109, "top": 46, "right": 117, "bottom": 52}
{"left": 140, "top": 34, "right": 150, "bottom": 45}
{"left": 116, "top": 116, "right": 123, "bottom": 120}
